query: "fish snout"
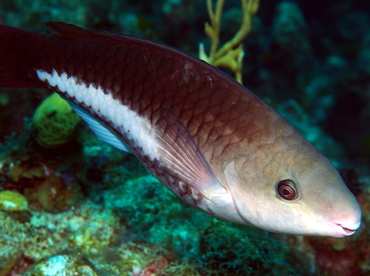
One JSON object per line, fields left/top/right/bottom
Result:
{"left": 325, "top": 212, "right": 362, "bottom": 238}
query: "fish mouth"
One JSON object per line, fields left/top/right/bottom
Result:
{"left": 340, "top": 225, "right": 356, "bottom": 235}
{"left": 325, "top": 221, "right": 361, "bottom": 237}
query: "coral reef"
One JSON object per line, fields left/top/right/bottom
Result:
{"left": 0, "top": 0, "right": 369, "bottom": 276}
{"left": 0, "top": 132, "right": 84, "bottom": 213}
{"left": 23, "top": 254, "right": 100, "bottom": 276}
{"left": 0, "top": 215, "right": 22, "bottom": 276}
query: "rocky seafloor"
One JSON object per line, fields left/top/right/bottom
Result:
{"left": 0, "top": 0, "right": 369, "bottom": 275}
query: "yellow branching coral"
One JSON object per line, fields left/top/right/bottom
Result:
{"left": 199, "top": 0, "right": 260, "bottom": 84}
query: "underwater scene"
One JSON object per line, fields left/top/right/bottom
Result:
{"left": 0, "top": 0, "right": 369, "bottom": 275}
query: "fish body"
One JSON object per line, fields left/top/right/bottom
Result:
{"left": 0, "top": 23, "right": 361, "bottom": 237}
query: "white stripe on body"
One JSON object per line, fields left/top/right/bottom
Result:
{"left": 36, "top": 69, "right": 158, "bottom": 160}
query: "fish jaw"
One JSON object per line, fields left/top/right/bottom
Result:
{"left": 320, "top": 184, "right": 362, "bottom": 238}
{"left": 323, "top": 221, "right": 361, "bottom": 238}
{"left": 295, "top": 153, "right": 363, "bottom": 238}
{"left": 231, "top": 192, "right": 362, "bottom": 237}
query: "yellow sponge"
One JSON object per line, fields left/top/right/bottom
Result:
{"left": 33, "top": 93, "right": 81, "bottom": 148}
{"left": 0, "top": 190, "right": 28, "bottom": 211}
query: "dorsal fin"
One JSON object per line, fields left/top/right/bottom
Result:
{"left": 46, "top": 22, "right": 123, "bottom": 41}
{"left": 44, "top": 22, "right": 194, "bottom": 62}
{"left": 45, "top": 22, "right": 152, "bottom": 46}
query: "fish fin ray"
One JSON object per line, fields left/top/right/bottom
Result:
{"left": 45, "top": 22, "right": 187, "bottom": 58}
{"left": 46, "top": 22, "right": 107, "bottom": 41}
{"left": 64, "top": 97, "right": 133, "bottom": 153}
{"left": 155, "top": 107, "right": 225, "bottom": 197}
{"left": 46, "top": 22, "right": 140, "bottom": 44}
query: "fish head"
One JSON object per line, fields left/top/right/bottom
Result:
{"left": 221, "top": 130, "right": 362, "bottom": 238}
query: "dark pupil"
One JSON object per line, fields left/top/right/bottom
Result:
{"left": 278, "top": 181, "right": 296, "bottom": 200}
{"left": 280, "top": 186, "right": 294, "bottom": 199}
{"left": 283, "top": 188, "right": 291, "bottom": 196}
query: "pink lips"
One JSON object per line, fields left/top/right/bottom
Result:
{"left": 325, "top": 221, "right": 361, "bottom": 238}
{"left": 341, "top": 226, "right": 356, "bottom": 235}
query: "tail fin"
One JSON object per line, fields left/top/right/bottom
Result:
{"left": 0, "top": 25, "right": 37, "bottom": 88}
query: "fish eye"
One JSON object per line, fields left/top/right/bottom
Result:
{"left": 277, "top": 179, "right": 298, "bottom": 200}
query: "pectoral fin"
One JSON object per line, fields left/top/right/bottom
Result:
{"left": 64, "top": 97, "right": 133, "bottom": 153}
{"left": 155, "top": 107, "right": 226, "bottom": 200}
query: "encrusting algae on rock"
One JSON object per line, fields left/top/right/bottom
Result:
{"left": 23, "top": 254, "right": 100, "bottom": 276}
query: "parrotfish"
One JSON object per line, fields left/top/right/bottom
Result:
{"left": 0, "top": 22, "right": 361, "bottom": 237}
